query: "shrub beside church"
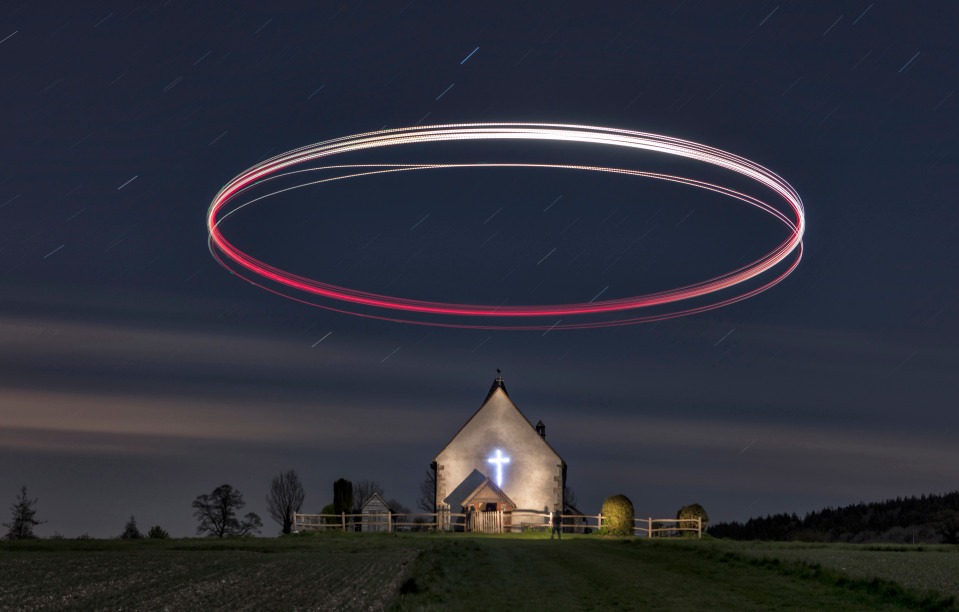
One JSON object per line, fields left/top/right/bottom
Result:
{"left": 601, "top": 494, "right": 634, "bottom": 536}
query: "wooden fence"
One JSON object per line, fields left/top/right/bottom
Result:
{"left": 292, "top": 511, "right": 701, "bottom": 538}
{"left": 634, "top": 516, "right": 703, "bottom": 539}
{"left": 292, "top": 511, "right": 467, "bottom": 533}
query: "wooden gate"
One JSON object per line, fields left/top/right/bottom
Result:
{"left": 468, "top": 510, "right": 509, "bottom": 533}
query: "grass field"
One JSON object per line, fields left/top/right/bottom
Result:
{"left": 1, "top": 534, "right": 956, "bottom": 611}
{"left": 393, "top": 536, "right": 958, "bottom": 611}
{"left": 737, "top": 542, "right": 959, "bottom": 601}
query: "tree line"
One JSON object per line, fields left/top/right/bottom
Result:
{"left": 3, "top": 469, "right": 425, "bottom": 540}
{"left": 3, "top": 469, "right": 307, "bottom": 540}
{"left": 709, "top": 491, "right": 959, "bottom": 543}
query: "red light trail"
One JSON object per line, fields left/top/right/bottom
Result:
{"left": 207, "top": 123, "right": 805, "bottom": 330}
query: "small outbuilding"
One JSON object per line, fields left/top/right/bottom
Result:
{"left": 360, "top": 492, "right": 392, "bottom": 532}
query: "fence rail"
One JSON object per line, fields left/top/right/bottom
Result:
{"left": 292, "top": 511, "right": 700, "bottom": 538}
{"left": 633, "top": 517, "right": 703, "bottom": 539}
{"left": 292, "top": 511, "right": 467, "bottom": 533}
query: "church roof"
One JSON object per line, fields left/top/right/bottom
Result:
{"left": 442, "top": 468, "right": 488, "bottom": 510}
{"left": 461, "top": 476, "right": 517, "bottom": 509}
{"left": 433, "top": 376, "right": 565, "bottom": 464}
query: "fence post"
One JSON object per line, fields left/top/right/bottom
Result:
{"left": 292, "top": 511, "right": 297, "bottom": 532}
{"left": 648, "top": 517, "right": 652, "bottom": 538}
{"left": 697, "top": 517, "right": 702, "bottom": 539}
{"left": 598, "top": 512, "right": 603, "bottom": 532}
{"left": 341, "top": 512, "right": 346, "bottom": 532}
{"left": 388, "top": 511, "right": 392, "bottom": 533}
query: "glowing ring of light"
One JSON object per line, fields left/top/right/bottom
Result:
{"left": 207, "top": 123, "right": 805, "bottom": 330}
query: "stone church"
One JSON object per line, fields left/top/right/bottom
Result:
{"left": 432, "top": 376, "right": 566, "bottom": 529}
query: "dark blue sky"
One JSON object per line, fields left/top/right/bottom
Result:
{"left": 1, "top": 1, "right": 957, "bottom": 537}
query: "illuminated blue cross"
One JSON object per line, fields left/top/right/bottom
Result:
{"left": 487, "top": 449, "right": 511, "bottom": 488}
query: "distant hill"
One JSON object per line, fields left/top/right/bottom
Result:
{"left": 709, "top": 491, "right": 959, "bottom": 544}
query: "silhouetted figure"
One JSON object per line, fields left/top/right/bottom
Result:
{"left": 550, "top": 507, "right": 562, "bottom": 540}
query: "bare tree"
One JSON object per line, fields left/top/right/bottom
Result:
{"left": 192, "top": 484, "right": 262, "bottom": 538}
{"left": 352, "top": 480, "right": 383, "bottom": 510}
{"left": 266, "top": 469, "right": 305, "bottom": 535}
{"left": 563, "top": 485, "right": 578, "bottom": 510}
{"left": 4, "top": 486, "right": 43, "bottom": 540}
{"left": 387, "top": 498, "right": 411, "bottom": 515}
{"left": 417, "top": 469, "right": 435, "bottom": 512}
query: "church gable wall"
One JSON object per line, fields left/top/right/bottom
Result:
{"left": 436, "top": 389, "right": 563, "bottom": 515}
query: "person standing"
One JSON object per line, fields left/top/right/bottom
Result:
{"left": 550, "top": 507, "right": 562, "bottom": 540}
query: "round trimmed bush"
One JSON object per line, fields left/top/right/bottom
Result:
{"left": 676, "top": 503, "right": 709, "bottom": 536}
{"left": 601, "top": 494, "right": 634, "bottom": 536}
{"left": 322, "top": 503, "right": 338, "bottom": 525}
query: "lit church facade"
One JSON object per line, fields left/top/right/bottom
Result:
{"left": 432, "top": 376, "right": 566, "bottom": 529}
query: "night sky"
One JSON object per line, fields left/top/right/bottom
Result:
{"left": 2, "top": 2, "right": 957, "bottom": 537}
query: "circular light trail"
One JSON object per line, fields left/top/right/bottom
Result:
{"left": 207, "top": 123, "right": 805, "bottom": 330}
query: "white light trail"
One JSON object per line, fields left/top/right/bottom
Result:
{"left": 117, "top": 175, "right": 138, "bottom": 190}
{"left": 207, "top": 123, "right": 806, "bottom": 330}
{"left": 460, "top": 46, "right": 480, "bottom": 64}
{"left": 435, "top": 83, "right": 454, "bottom": 101}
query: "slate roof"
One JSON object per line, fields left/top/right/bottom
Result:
{"left": 442, "top": 468, "right": 488, "bottom": 510}
{"left": 461, "top": 476, "right": 517, "bottom": 509}
{"left": 359, "top": 492, "right": 392, "bottom": 512}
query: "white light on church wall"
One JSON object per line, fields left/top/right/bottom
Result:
{"left": 487, "top": 448, "right": 510, "bottom": 488}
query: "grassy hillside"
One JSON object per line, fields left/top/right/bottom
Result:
{"left": 394, "top": 536, "right": 957, "bottom": 611}
{"left": 1, "top": 534, "right": 956, "bottom": 610}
